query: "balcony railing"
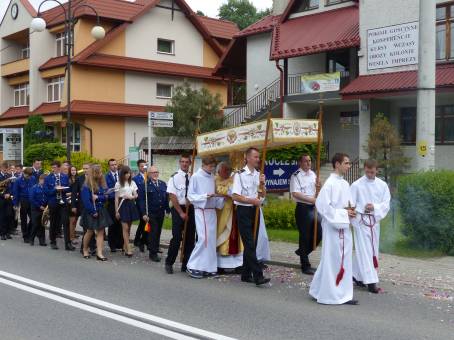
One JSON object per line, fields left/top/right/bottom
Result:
{"left": 1, "top": 58, "right": 30, "bottom": 77}
{"left": 287, "top": 71, "right": 351, "bottom": 95}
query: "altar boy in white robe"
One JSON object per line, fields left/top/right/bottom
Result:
{"left": 187, "top": 156, "right": 224, "bottom": 279}
{"left": 309, "top": 153, "right": 358, "bottom": 305}
{"left": 351, "top": 159, "right": 391, "bottom": 294}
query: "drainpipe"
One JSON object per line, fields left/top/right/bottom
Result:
{"left": 275, "top": 60, "right": 284, "bottom": 118}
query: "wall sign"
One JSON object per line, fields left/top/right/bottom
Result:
{"left": 367, "top": 22, "right": 419, "bottom": 70}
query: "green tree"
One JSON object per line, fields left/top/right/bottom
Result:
{"left": 24, "top": 115, "right": 48, "bottom": 148}
{"left": 154, "top": 82, "right": 224, "bottom": 137}
{"left": 218, "top": 0, "right": 271, "bottom": 30}
{"left": 366, "top": 113, "right": 409, "bottom": 185}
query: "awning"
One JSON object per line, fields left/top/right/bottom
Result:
{"left": 341, "top": 63, "right": 454, "bottom": 99}
{"left": 270, "top": 6, "right": 359, "bottom": 60}
{"left": 139, "top": 136, "right": 194, "bottom": 151}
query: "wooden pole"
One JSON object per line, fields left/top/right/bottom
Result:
{"left": 253, "top": 101, "right": 273, "bottom": 242}
{"left": 179, "top": 113, "right": 201, "bottom": 263}
{"left": 313, "top": 94, "right": 324, "bottom": 250}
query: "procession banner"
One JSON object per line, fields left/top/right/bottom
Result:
{"left": 300, "top": 72, "right": 341, "bottom": 94}
{"left": 197, "top": 118, "right": 319, "bottom": 156}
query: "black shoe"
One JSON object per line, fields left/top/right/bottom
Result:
{"left": 110, "top": 248, "right": 117, "bottom": 253}
{"left": 23, "top": 238, "right": 29, "bottom": 243}
{"left": 367, "top": 283, "right": 380, "bottom": 294}
{"left": 255, "top": 277, "right": 271, "bottom": 286}
{"left": 50, "top": 244, "right": 59, "bottom": 250}
{"left": 83, "top": 255, "right": 91, "bottom": 259}
{"left": 96, "top": 255, "right": 108, "bottom": 261}
{"left": 353, "top": 277, "right": 366, "bottom": 288}
{"left": 65, "top": 243, "right": 76, "bottom": 251}
{"left": 258, "top": 262, "right": 268, "bottom": 270}
{"left": 39, "top": 242, "right": 47, "bottom": 247}
{"left": 295, "top": 249, "right": 302, "bottom": 256}
{"left": 165, "top": 264, "right": 174, "bottom": 274}
{"left": 6, "top": 234, "right": 12, "bottom": 239}
{"left": 125, "top": 252, "right": 133, "bottom": 258}
{"left": 241, "top": 276, "right": 254, "bottom": 283}
{"left": 139, "top": 244, "right": 145, "bottom": 253}
{"left": 343, "top": 299, "right": 359, "bottom": 305}
{"left": 149, "top": 254, "right": 161, "bottom": 262}
{"left": 187, "top": 269, "right": 204, "bottom": 279}
{"left": 0, "top": 235, "right": 6, "bottom": 240}
{"left": 302, "top": 267, "right": 316, "bottom": 275}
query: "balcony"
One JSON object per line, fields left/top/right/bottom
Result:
{"left": 1, "top": 58, "right": 30, "bottom": 77}
{"left": 287, "top": 71, "right": 351, "bottom": 96}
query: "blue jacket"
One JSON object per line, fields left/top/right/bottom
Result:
{"left": 29, "top": 184, "right": 47, "bottom": 209}
{"left": 44, "top": 173, "right": 70, "bottom": 205}
{"left": 81, "top": 185, "right": 108, "bottom": 216}
{"left": 105, "top": 171, "right": 118, "bottom": 200}
{"left": 137, "top": 179, "right": 170, "bottom": 216}
{"left": 32, "top": 168, "right": 43, "bottom": 182}
{"left": 13, "top": 175, "right": 36, "bottom": 206}
{"left": 132, "top": 173, "right": 145, "bottom": 207}
{"left": 0, "top": 172, "right": 13, "bottom": 198}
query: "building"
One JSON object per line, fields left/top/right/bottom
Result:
{"left": 0, "top": 0, "right": 239, "bottom": 162}
{"left": 217, "top": 0, "right": 454, "bottom": 171}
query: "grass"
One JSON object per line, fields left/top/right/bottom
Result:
{"left": 267, "top": 229, "right": 299, "bottom": 244}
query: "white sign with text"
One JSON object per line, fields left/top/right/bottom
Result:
{"left": 367, "top": 22, "right": 419, "bottom": 70}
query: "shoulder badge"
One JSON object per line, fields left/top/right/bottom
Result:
{"left": 170, "top": 172, "right": 178, "bottom": 178}
{"left": 293, "top": 170, "right": 300, "bottom": 176}
{"left": 237, "top": 169, "right": 245, "bottom": 174}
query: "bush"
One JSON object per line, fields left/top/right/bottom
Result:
{"left": 262, "top": 197, "right": 296, "bottom": 230}
{"left": 56, "top": 152, "right": 109, "bottom": 173}
{"left": 24, "top": 142, "right": 66, "bottom": 165}
{"left": 398, "top": 171, "right": 454, "bottom": 254}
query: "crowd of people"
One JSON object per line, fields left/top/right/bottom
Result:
{"left": 0, "top": 149, "right": 390, "bottom": 305}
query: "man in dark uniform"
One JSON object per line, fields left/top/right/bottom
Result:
{"left": 133, "top": 159, "right": 147, "bottom": 252}
{"left": 31, "top": 159, "right": 43, "bottom": 182}
{"left": 165, "top": 154, "right": 196, "bottom": 274}
{"left": 232, "top": 147, "right": 270, "bottom": 286}
{"left": 105, "top": 158, "right": 123, "bottom": 252}
{"left": 44, "top": 161, "right": 74, "bottom": 251}
{"left": 290, "top": 154, "right": 322, "bottom": 275}
{"left": 13, "top": 167, "right": 36, "bottom": 243}
{"left": 0, "top": 162, "right": 13, "bottom": 240}
{"left": 139, "top": 165, "right": 170, "bottom": 262}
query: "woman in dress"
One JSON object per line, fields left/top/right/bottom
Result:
{"left": 68, "top": 165, "right": 79, "bottom": 245}
{"left": 81, "top": 164, "right": 112, "bottom": 261}
{"left": 115, "top": 166, "right": 139, "bottom": 257}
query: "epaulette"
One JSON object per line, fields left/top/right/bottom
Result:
{"left": 237, "top": 169, "right": 245, "bottom": 174}
{"left": 293, "top": 170, "right": 300, "bottom": 176}
{"left": 170, "top": 172, "right": 178, "bottom": 177}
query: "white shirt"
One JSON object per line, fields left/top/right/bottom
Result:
{"left": 114, "top": 181, "right": 138, "bottom": 199}
{"left": 351, "top": 175, "right": 391, "bottom": 218}
{"left": 290, "top": 168, "right": 317, "bottom": 204}
{"left": 232, "top": 166, "right": 260, "bottom": 207}
{"left": 167, "top": 169, "right": 191, "bottom": 205}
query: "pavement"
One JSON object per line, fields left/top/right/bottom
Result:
{"left": 0, "top": 226, "right": 453, "bottom": 340}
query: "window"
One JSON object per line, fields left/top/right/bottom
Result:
{"left": 157, "top": 39, "right": 174, "bottom": 55}
{"left": 325, "top": 0, "right": 351, "bottom": 5}
{"left": 13, "top": 84, "right": 29, "bottom": 107}
{"left": 436, "top": 3, "right": 454, "bottom": 61}
{"left": 21, "top": 44, "right": 30, "bottom": 59}
{"left": 56, "top": 32, "right": 68, "bottom": 57}
{"left": 156, "top": 84, "right": 173, "bottom": 99}
{"left": 295, "top": 0, "right": 319, "bottom": 11}
{"left": 400, "top": 106, "right": 454, "bottom": 144}
{"left": 47, "top": 77, "right": 64, "bottom": 102}
{"left": 61, "top": 123, "right": 81, "bottom": 152}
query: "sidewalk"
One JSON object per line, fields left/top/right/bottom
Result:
{"left": 126, "top": 224, "right": 454, "bottom": 293}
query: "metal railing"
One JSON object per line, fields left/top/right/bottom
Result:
{"left": 224, "top": 71, "right": 352, "bottom": 127}
{"left": 345, "top": 158, "right": 361, "bottom": 184}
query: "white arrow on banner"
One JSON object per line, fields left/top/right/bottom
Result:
{"left": 273, "top": 168, "right": 285, "bottom": 177}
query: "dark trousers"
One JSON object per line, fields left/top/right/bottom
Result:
{"left": 134, "top": 218, "right": 147, "bottom": 246}
{"left": 30, "top": 208, "right": 46, "bottom": 244}
{"left": 20, "top": 200, "right": 32, "bottom": 240}
{"left": 5, "top": 199, "right": 16, "bottom": 234}
{"left": 295, "top": 203, "right": 322, "bottom": 269}
{"left": 0, "top": 199, "right": 8, "bottom": 236}
{"left": 236, "top": 205, "right": 263, "bottom": 280}
{"left": 49, "top": 203, "right": 69, "bottom": 245}
{"left": 148, "top": 213, "right": 164, "bottom": 256}
{"left": 166, "top": 205, "right": 195, "bottom": 268}
{"left": 107, "top": 199, "right": 123, "bottom": 250}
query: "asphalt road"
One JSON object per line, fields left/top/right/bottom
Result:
{"left": 0, "top": 237, "right": 452, "bottom": 340}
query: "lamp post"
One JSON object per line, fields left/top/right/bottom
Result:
{"left": 31, "top": 0, "right": 105, "bottom": 162}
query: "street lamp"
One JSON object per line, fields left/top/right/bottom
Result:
{"left": 31, "top": 0, "right": 105, "bottom": 162}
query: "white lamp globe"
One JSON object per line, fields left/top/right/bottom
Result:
{"left": 91, "top": 26, "right": 105, "bottom": 40}
{"left": 31, "top": 17, "right": 46, "bottom": 32}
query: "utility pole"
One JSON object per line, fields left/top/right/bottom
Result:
{"left": 416, "top": 0, "right": 436, "bottom": 170}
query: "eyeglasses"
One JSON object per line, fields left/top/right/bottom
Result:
{"left": 150, "top": 171, "right": 159, "bottom": 174}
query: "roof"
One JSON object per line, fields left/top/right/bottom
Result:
{"left": 139, "top": 136, "right": 194, "bottom": 151}
{"left": 20, "top": 0, "right": 37, "bottom": 17}
{"left": 78, "top": 54, "right": 221, "bottom": 80}
{"left": 280, "top": 0, "right": 359, "bottom": 22}
{"left": 270, "top": 6, "right": 360, "bottom": 60}
{"left": 0, "top": 106, "right": 30, "bottom": 119}
{"left": 197, "top": 16, "right": 239, "bottom": 40}
{"left": 39, "top": 56, "right": 67, "bottom": 71}
{"left": 235, "top": 15, "right": 280, "bottom": 38}
{"left": 341, "top": 63, "right": 454, "bottom": 99}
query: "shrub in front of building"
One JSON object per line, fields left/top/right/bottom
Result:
{"left": 262, "top": 197, "right": 296, "bottom": 230}
{"left": 57, "top": 152, "right": 109, "bottom": 173}
{"left": 24, "top": 142, "right": 66, "bottom": 166}
{"left": 398, "top": 171, "right": 454, "bottom": 255}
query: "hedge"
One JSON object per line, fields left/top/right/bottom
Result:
{"left": 398, "top": 171, "right": 454, "bottom": 254}
{"left": 24, "top": 142, "right": 66, "bottom": 165}
{"left": 262, "top": 197, "right": 296, "bottom": 230}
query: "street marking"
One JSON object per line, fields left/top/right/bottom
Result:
{"left": 0, "top": 270, "right": 237, "bottom": 340}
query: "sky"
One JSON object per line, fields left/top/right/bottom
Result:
{"left": 0, "top": 0, "right": 273, "bottom": 21}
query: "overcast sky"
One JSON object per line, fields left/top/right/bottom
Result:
{"left": 0, "top": 0, "right": 273, "bottom": 21}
